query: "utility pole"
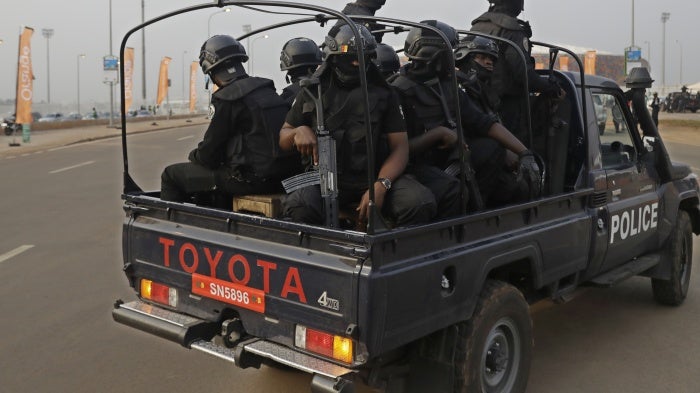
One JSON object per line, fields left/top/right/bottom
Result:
{"left": 42, "top": 28, "right": 54, "bottom": 104}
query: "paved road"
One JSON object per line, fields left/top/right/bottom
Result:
{"left": 0, "top": 119, "right": 699, "bottom": 392}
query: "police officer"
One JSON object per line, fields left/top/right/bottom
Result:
{"left": 279, "top": 23, "right": 436, "bottom": 227}
{"left": 392, "top": 21, "right": 539, "bottom": 206}
{"left": 470, "top": 0, "right": 564, "bottom": 142}
{"left": 650, "top": 92, "right": 660, "bottom": 127}
{"left": 161, "top": 35, "right": 299, "bottom": 204}
{"left": 454, "top": 35, "right": 500, "bottom": 116}
{"left": 453, "top": 34, "right": 538, "bottom": 204}
{"left": 388, "top": 20, "right": 463, "bottom": 215}
{"left": 279, "top": 37, "right": 322, "bottom": 106}
{"left": 373, "top": 43, "right": 401, "bottom": 80}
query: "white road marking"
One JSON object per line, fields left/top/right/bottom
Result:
{"left": 0, "top": 245, "right": 34, "bottom": 264}
{"left": 177, "top": 135, "right": 195, "bottom": 141}
{"left": 49, "top": 160, "right": 95, "bottom": 174}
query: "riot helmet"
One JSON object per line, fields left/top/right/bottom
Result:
{"left": 280, "top": 37, "right": 322, "bottom": 83}
{"left": 373, "top": 43, "right": 401, "bottom": 78}
{"left": 404, "top": 20, "right": 457, "bottom": 80}
{"left": 280, "top": 37, "right": 322, "bottom": 71}
{"left": 199, "top": 35, "right": 248, "bottom": 74}
{"left": 199, "top": 35, "right": 248, "bottom": 86}
{"left": 454, "top": 35, "right": 499, "bottom": 80}
{"left": 323, "top": 23, "right": 378, "bottom": 85}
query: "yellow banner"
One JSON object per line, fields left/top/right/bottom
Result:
{"left": 156, "top": 56, "right": 171, "bottom": 106}
{"left": 189, "top": 61, "right": 197, "bottom": 113}
{"left": 584, "top": 50, "right": 597, "bottom": 75}
{"left": 124, "top": 47, "right": 135, "bottom": 112}
{"left": 559, "top": 56, "right": 569, "bottom": 71}
{"left": 15, "top": 27, "right": 35, "bottom": 124}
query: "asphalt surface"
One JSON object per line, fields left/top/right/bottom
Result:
{"left": 0, "top": 111, "right": 699, "bottom": 393}
{"left": 0, "top": 115, "right": 210, "bottom": 158}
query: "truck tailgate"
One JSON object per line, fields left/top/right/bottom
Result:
{"left": 122, "top": 199, "right": 363, "bottom": 347}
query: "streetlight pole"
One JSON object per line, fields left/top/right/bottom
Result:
{"left": 182, "top": 50, "right": 188, "bottom": 105}
{"left": 242, "top": 24, "right": 252, "bottom": 73}
{"left": 42, "top": 28, "right": 54, "bottom": 104}
{"left": 631, "top": 0, "right": 635, "bottom": 47}
{"left": 77, "top": 54, "right": 85, "bottom": 114}
{"left": 675, "top": 40, "right": 682, "bottom": 86}
{"left": 141, "top": 0, "right": 146, "bottom": 102}
{"left": 643, "top": 40, "right": 650, "bottom": 67}
{"left": 107, "top": 0, "right": 117, "bottom": 127}
{"left": 250, "top": 35, "right": 269, "bottom": 75}
{"left": 661, "top": 12, "right": 670, "bottom": 90}
{"left": 207, "top": 8, "right": 231, "bottom": 37}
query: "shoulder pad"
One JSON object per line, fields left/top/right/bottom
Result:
{"left": 477, "top": 12, "right": 521, "bottom": 31}
{"left": 518, "top": 19, "right": 532, "bottom": 37}
{"left": 390, "top": 74, "right": 419, "bottom": 94}
{"left": 213, "top": 77, "right": 275, "bottom": 101}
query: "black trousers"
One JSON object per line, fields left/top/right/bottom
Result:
{"left": 160, "top": 162, "right": 283, "bottom": 204}
{"left": 470, "top": 138, "right": 527, "bottom": 207}
{"left": 409, "top": 164, "right": 462, "bottom": 219}
{"left": 282, "top": 174, "right": 437, "bottom": 227}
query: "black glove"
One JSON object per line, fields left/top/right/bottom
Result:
{"left": 517, "top": 150, "right": 541, "bottom": 199}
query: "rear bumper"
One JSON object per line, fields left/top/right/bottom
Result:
{"left": 112, "top": 300, "right": 355, "bottom": 393}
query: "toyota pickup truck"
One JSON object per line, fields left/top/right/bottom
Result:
{"left": 112, "top": 2, "right": 700, "bottom": 393}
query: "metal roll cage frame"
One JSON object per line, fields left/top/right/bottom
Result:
{"left": 118, "top": 0, "right": 588, "bottom": 235}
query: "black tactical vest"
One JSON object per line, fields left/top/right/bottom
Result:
{"left": 302, "top": 82, "right": 390, "bottom": 190}
{"left": 215, "top": 77, "right": 299, "bottom": 180}
{"left": 391, "top": 74, "right": 458, "bottom": 167}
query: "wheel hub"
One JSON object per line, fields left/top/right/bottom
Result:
{"left": 481, "top": 318, "right": 521, "bottom": 392}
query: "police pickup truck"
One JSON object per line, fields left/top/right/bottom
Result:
{"left": 112, "top": 3, "right": 700, "bottom": 393}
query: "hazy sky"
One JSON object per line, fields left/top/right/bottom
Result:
{"left": 0, "top": 0, "right": 697, "bottom": 112}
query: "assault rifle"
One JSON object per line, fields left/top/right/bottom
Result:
{"left": 281, "top": 77, "right": 339, "bottom": 228}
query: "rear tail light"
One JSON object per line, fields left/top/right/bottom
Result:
{"left": 295, "top": 325, "right": 353, "bottom": 364}
{"left": 140, "top": 279, "right": 178, "bottom": 307}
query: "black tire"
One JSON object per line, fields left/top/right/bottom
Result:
{"left": 454, "top": 280, "right": 532, "bottom": 393}
{"left": 652, "top": 210, "right": 693, "bottom": 306}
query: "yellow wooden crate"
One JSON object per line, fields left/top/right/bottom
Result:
{"left": 232, "top": 194, "right": 284, "bottom": 218}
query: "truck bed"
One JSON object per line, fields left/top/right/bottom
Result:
{"left": 117, "top": 188, "right": 593, "bottom": 366}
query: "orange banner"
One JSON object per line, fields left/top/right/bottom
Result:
{"left": 189, "top": 61, "right": 197, "bottom": 113}
{"left": 156, "top": 56, "right": 171, "bottom": 106}
{"left": 584, "top": 50, "right": 597, "bottom": 75}
{"left": 559, "top": 56, "right": 569, "bottom": 71}
{"left": 124, "top": 47, "right": 135, "bottom": 112}
{"left": 15, "top": 27, "right": 35, "bottom": 124}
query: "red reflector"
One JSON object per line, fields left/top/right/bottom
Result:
{"left": 150, "top": 282, "right": 170, "bottom": 305}
{"left": 306, "top": 329, "right": 334, "bottom": 358}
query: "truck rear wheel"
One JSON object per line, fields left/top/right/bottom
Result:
{"left": 652, "top": 210, "right": 693, "bottom": 306}
{"left": 454, "top": 280, "right": 532, "bottom": 393}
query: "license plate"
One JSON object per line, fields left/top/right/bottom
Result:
{"left": 192, "top": 273, "right": 265, "bottom": 313}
